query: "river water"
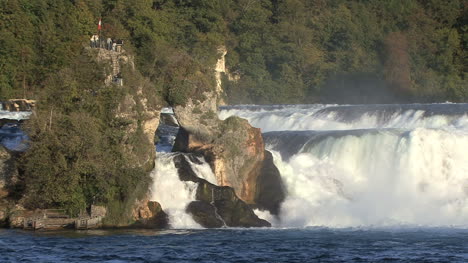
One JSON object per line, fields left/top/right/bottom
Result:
{"left": 2, "top": 227, "right": 468, "bottom": 262}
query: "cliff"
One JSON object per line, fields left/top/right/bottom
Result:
{"left": 172, "top": 48, "right": 285, "bottom": 216}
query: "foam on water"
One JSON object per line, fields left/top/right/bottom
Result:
{"left": 184, "top": 155, "right": 217, "bottom": 185}
{"left": 150, "top": 153, "right": 220, "bottom": 228}
{"left": 221, "top": 104, "right": 468, "bottom": 228}
{"left": 219, "top": 104, "right": 468, "bottom": 132}
{"left": 268, "top": 128, "right": 468, "bottom": 227}
{"left": 0, "top": 111, "right": 32, "bottom": 121}
{"left": 150, "top": 153, "right": 201, "bottom": 229}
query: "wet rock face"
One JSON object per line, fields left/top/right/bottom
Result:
{"left": 173, "top": 153, "right": 270, "bottom": 228}
{"left": 173, "top": 99, "right": 287, "bottom": 216}
{"left": 186, "top": 201, "right": 224, "bottom": 228}
{"left": 169, "top": 48, "right": 285, "bottom": 220}
{"left": 193, "top": 181, "right": 270, "bottom": 228}
{"left": 173, "top": 116, "right": 266, "bottom": 204}
{"left": 254, "top": 151, "right": 286, "bottom": 215}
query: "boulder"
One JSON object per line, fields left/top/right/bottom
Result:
{"left": 186, "top": 201, "right": 224, "bottom": 228}
{"left": 132, "top": 199, "right": 168, "bottom": 229}
{"left": 192, "top": 181, "right": 270, "bottom": 228}
{"left": 169, "top": 47, "right": 271, "bottom": 206}
{"left": 174, "top": 116, "right": 265, "bottom": 204}
{"left": 173, "top": 155, "right": 270, "bottom": 228}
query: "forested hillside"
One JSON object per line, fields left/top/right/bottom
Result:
{"left": 0, "top": 0, "right": 466, "bottom": 104}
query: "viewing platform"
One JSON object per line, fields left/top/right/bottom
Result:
{"left": 22, "top": 206, "right": 106, "bottom": 231}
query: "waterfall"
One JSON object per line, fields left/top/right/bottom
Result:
{"left": 220, "top": 103, "right": 468, "bottom": 227}
{"left": 150, "top": 153, "right": 201, "bottom": 229}
{"left": 149, "top": 152, "right": 219, "bottom": 228}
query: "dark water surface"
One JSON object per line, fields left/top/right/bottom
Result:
{"left": 1, "top": 228, "right": 467, "bottom": 262}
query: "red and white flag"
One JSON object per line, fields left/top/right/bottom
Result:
{"left": 98, "top": 18, "right": 102, "bottom": 31}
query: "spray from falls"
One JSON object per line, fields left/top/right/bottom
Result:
{"left": 221, "top": 104, "right": 468, "bottom": 228}
{"left": 150, "top": 153, "right": 201, "bottom": 228}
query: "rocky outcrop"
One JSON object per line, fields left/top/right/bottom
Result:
{"left": 95, "top": 47, "right": 161, "bottom": 171}
{"left": 215, "top": 46, "right": 227, "bottom": 105}
{"left": 174, "top": 116, "right": 267, "bottom": 205}
{"left": 115, "top": 90, "right": 160, "bottom": 170}
{"left": 192, "top": 181, "right": 270, "bottom": 227}
{"left": 90, "top": 205, "right": 107, "bottom": 218}
{"left": 132, "top": 198, "right": 168, "bottom": 228}
{"left": 171, "top": 48, "right": 285, "bottom": 215}
{"left": 172, "top": 154, "right": 270, "bottom": 227}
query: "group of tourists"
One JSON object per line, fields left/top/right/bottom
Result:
{"left": 90, "top": 35, "right": 124, "bottom": 52}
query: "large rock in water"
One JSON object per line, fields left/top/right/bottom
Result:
{"left": 173, "top": 154, "right": 270, "bottom": 228}
{"left": 193, "top": 181, "right": 270, "bottom": 227}
{"left": 173, "top": 116, "right": 286, "bottom": 215}
{"left": 132, "top": 198, "right": 169, "bottom": 228}
{"left": 171, "top": 48, "right": 285, "bottom": 216}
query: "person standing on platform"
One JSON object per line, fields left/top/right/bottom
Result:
{"left": 107, "top": 38, "right": 112, "bottom": 50}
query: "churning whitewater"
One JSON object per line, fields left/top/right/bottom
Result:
{"left": 220, "top": 104, "right": 468, "bottom": 228}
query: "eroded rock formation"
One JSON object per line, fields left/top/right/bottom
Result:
{"left": 172, "top": 154, "right": 270, "bottom": 228}
{"left": 171, "top": 48, "right": 286, "bottom": 216}
{"left": 173, "top": 102, "right": 285, "bottom": 215}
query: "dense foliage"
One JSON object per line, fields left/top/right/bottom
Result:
{"left": 0, "top": 0, "right": 466, "bottom": 217}
{"left": 222, "top": 0, "right": 467, "bottom": 103}
{"left": 1, "top": 0, "right": 466, "bottom": 104}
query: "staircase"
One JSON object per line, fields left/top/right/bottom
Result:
{"left": 110, "top": 52, "right": 120, "bottom": 76}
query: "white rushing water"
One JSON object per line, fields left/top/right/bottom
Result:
{"left": 220, "top": 104, "right": 468, "bottom": 228}
{"left": 219, "top": 104, "right": 468, "bottom": 132}
{"left": 150, "top": 153, "right": 201, "bottom": 228}
{"left": 150, "top": 153, "right": 218, "bottom": 228}
{"left": 0, "top": 111, "right": 32, "bottom": 121}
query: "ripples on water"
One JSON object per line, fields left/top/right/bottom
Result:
{"left": 1, "top": 228, "right": 468, "bottom": 262}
